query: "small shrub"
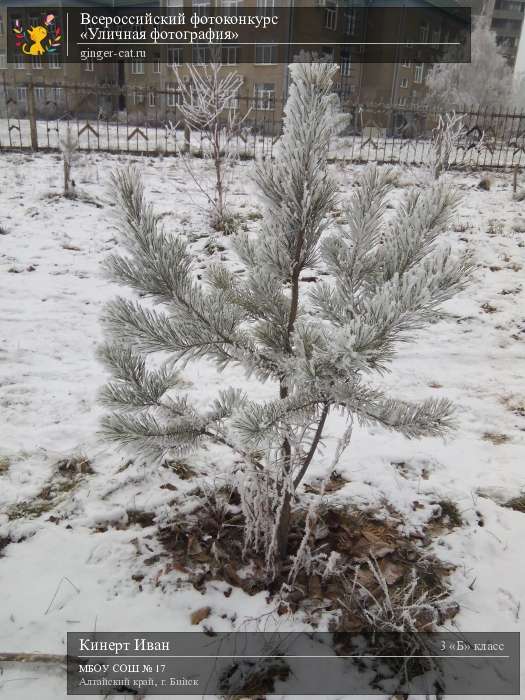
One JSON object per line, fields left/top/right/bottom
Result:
{"left": 487, "top": 219, "right": 504, "bottom": 236}
{"left": 482, "top": 432, "right": 509, "bottom": 444}
{"left": 435, "top": 499, "right": 463, "bottom": 528}
{"left": 211, "top": 210, "right": 243, "bottom": 236}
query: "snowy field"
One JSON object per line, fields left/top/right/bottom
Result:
{"left": 0, "top": 150, "right": 524, "bottom": 699}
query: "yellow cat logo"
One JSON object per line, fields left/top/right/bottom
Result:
{"left": 23, "top": 26, "right": 48, "bottom": 56}
{"left": 13, "top": 15, "right": 62, "bottom": 57}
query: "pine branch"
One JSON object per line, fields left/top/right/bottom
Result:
{"left": 100, "top": 411, "right": 206, "bottom": 458}
{"left": 98, "top": 343, "right": 181, "bottom": 411}
{"left": 234, "top": 391, "right": 326, "bottom": 447}
{"left": 353, "top": 396, "right": 456, "bottom": 439}
{"left": 293, "top": 402, "right": 330, "bottom": 489}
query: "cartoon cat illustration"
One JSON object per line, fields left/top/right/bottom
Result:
{"left": 23, "top": 26, "right": 48, "bottom": 56}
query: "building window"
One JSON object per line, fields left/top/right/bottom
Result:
{"left": 324, "top": 1, "right": 337, "bottom": 30}
{"left": 49, "top": 53, "right": 62, "bottom": 69}
{"left": 254, "top": 82, "right": 275, "bottom": 111}
{"left": 345, "top": 9, "right": 357, "bottom": 35}
{"left": 131, "top": 62, "right": 145, "bottom": 75}
{"left": 53, "top": 87, "right": 64, "bottom": 102}
{"left": 400, "top": 77, "right": 408, "bottom": 88}
{"left": 414, "top": 63, "right": 424, "bottom": 83}
{"left": 193, "top": 0, "right": 211, "bottom": 17}
{"left": 256, "top": 0, "right": 275, "bottom": 17}
{"left": 0, "top": 49, "right": 6, "bottom": 70}
{"left": 432, "top": 28, "right": 440, "bottom": 44}
{"left": 222, "top": 44, "right": 239, "bottom": 64}
{"left": 0, "top": 15, "right": 4, "bottom": 34}
{"left": 498, "top": 35, "right": 517, "bottom": 48}
{"left": 398, "top": 95, "right": 407, "bottom": 106}
{"left": 153, "top": 57, "right": 161, "bottom": 73}
{"left": 192, "top": 44, "right": 210, "bottom": 63}
{"left": 340, "top": 51, "right": 351, "bottom": 77}
{"left": 134, "top": 90, "right": 145, "bottom": 105}
{"left": 35, "top": 86, "right": 46, "bottom": 101}
{"left": 32, "top": 56, "right": 43, "bottom": 69}
{"left": 84, "top": 60, "right": 94, "bottom": 72}
{"left": 149, "top": 91, "right": 157, "bottom": 107}
{"left": 166, "top": 82, "right": 182, "bottom": 107}
{"left": 168, "top": 47, "right": 183, "bottom": 66}
{"left": 17, "top": 86, "right": 27, "bottom": 101}
{"left": 227, "top": 88, "right": 239, "bottom": 110}
{"left": 222, "top": 0, "right": 240, "bottom": 16}
{"left": 255, "top": 44, "right": 277, "bottom": 64}
{"left": 166, "top": 0, "right": 183, "bottom": 14}
{"left": 419, "top": 23, "right": 429, "bottom": 42}
{"left": 321, "top": 46, "right": 335, "bottom": 61}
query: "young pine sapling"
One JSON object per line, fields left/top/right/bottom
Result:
{"left": 100, "top": 63, "right": 471, "bottom": 577}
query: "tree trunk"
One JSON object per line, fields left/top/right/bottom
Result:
{"left": 213, "top": 125, "right": 224, "bottom": 227}
{"left": 274, "top": 232, "right": 306, "bottom": 563}
{"left": 276, "top": 489, "right": 292, "bottom": 560}
{"left": 276, "top": 378, "right": 292, "bottom": 561}
{"left": 64, "top": 159, "right": 70, "bottom": 196}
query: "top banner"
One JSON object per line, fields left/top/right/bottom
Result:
{"left": 6, "top": 3, "right": 471, "bottom": 64}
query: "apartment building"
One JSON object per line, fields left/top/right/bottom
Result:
{"left": 120, "top": 1, "right": 365, "bottom": 125}
{"left": 472, "top": 0, "right": 525, "bottom": 67}
{"left": 0, "top": 0, "right": 469, "bottom": 123}
{"left": 120, "top": 0, "right": 466, "bottom": 120}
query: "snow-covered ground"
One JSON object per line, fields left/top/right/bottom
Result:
{"left": 0, "top": 151, "right": 524, "bottom": 699}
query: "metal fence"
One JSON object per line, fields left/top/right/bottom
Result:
{"left": 1, "top": 79, "right": 525, "bottom": 169}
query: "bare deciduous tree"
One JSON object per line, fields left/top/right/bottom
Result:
{"left": 173, "top": 59, "right": 249, "bottom": 233}
{"left": 59, "top": 126, "right": 78, "bottom": 197}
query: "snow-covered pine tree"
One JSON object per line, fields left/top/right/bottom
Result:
{"left": 173, "top": 57, "right": 248, "bottom": 233}
{"left": 425, "top": 15, "right": 514, "bottom": 109}
{"left": 100, "top": 63, "right": 471, "bottom": 576}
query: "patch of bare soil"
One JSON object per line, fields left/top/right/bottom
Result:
{"left": 503, "top": 495, "right": 525, "bottom": 512}
{"left": 219, "top": 658, "right": 289, "bottom": 698}
{"left": 303, "top": 470, "right": 349, "bottom": 494}
{"left": 6, "top": 455, "right": 93, "bottom": 521}
{"left": 0, "top": 535, "right": 12, "bottom": 557}
{"left": 155, "top": 489, "right": 458, "bottom": 630}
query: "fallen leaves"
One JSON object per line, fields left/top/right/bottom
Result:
{"left": 190, "top": 606, "right": 211, "bottom": 625}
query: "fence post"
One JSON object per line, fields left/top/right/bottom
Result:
{"left": 27, "top": 81, "right": 38, "bottom": 152}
